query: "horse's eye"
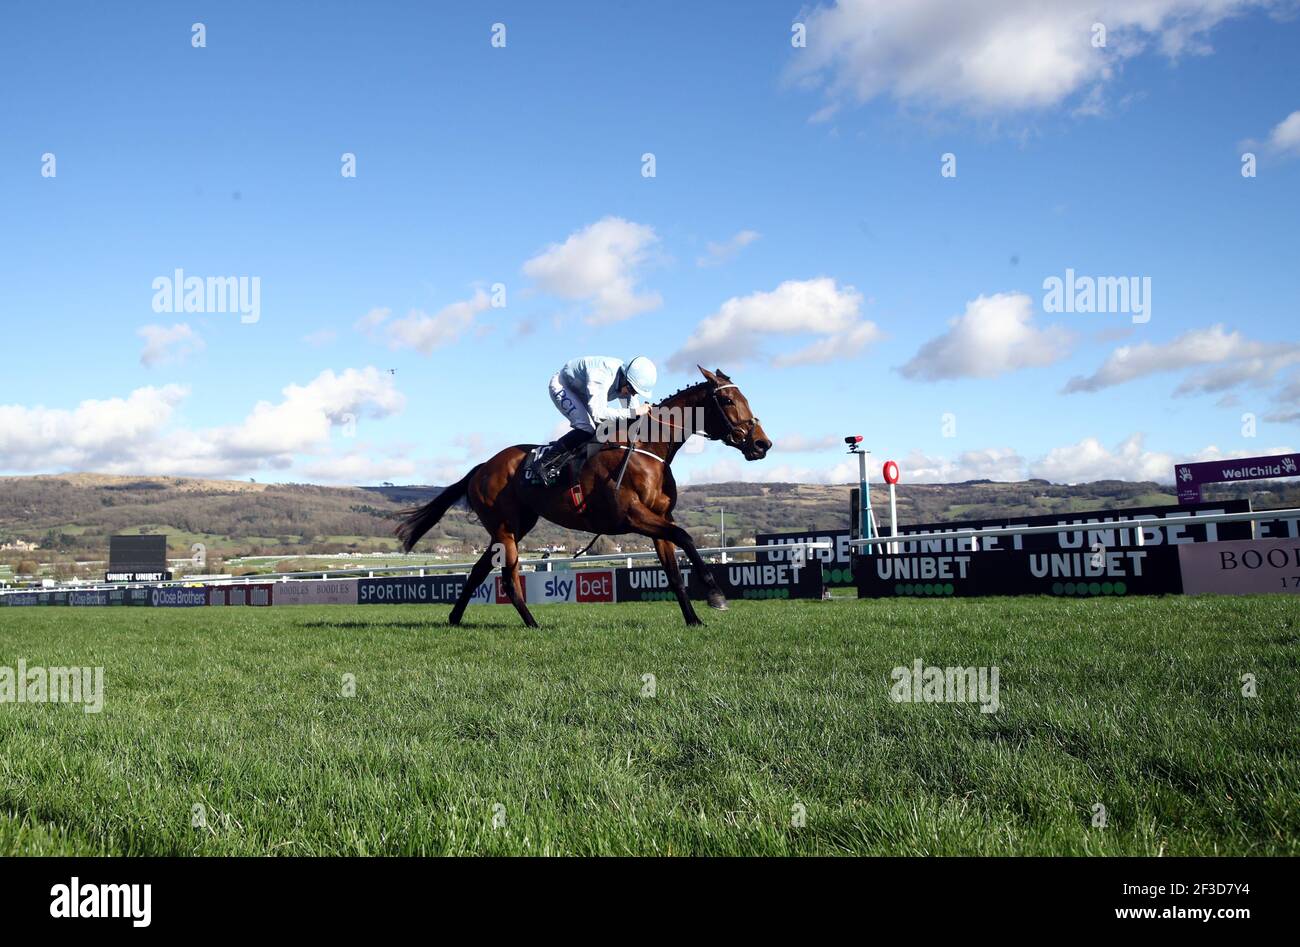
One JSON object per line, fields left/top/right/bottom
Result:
{"left": 719, "top": 397, "right": 734, "bottom": 406}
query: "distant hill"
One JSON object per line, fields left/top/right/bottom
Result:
{"left": 1, "top": 471, "right": 1297, "bottom": 564}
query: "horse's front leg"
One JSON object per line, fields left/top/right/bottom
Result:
{"left": 625, "top": 502, "right": 727, "bottom": 613}
{"left": 662, "top": 523, "right": 727, "bottom": 610}
{"left": 653, "top": 538, "right": 701, "bottom": 626}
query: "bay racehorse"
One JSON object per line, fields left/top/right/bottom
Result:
{"left": 396, "top": 366, "right": 771, "bottom": 627}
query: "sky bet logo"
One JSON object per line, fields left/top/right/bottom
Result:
{"left": 535, "top": 573, "right": 613, "bottom": 602}
{"left": 526, "top": 570, "right": 614, "bottom": 603}
{"left": 543, "top": 576, "right": 574, "bottom": 600}
{"left": 576, "top": 571, "right": 613, "bottom": 602}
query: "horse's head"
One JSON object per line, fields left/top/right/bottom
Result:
{"left": 698, "top": 367, "right": 771, "bottom": 461}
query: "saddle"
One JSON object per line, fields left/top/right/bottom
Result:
{"left": 524, "top": 435, "right": 599, "bottom": 488}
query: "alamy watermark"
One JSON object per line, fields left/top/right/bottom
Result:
{"left": 595, "top": 407, "right": 706, "bottom": 445}
{"left": 152, "top": 268, "right": 260, "bottom": 324}
{"left": 0, "top": 660, "right": 104, "bottom": 713}
{"left": 890, "top": 659, "right": 1000, "bottom": 714}
{"left": 1042, "top": 268, "right": 1150, "bottom": 324}
{"left": 50, "top": 878, "right": 150, "bottom": 927}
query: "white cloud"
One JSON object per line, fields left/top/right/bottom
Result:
{"left": 908, "top": 437, "right": 1295, "bottom": 486}
{"left": 668, "top": 277, "right": 880, "bottom": 371}
{"left": 209, "top": 367, "right": 405, "bottom": 459}
{"left": 1263, "top": 371, "right": 1300, "bottom": 423}
{"left": 354, "top": 308, "right": 391, "bottom": 333}
{"left": 0, "top": 386, "right": 189, "bottom": 472}
{"left": 354, "top": 293, "right": 494, "bottom": 355}
{"left": 138, "top": 323, "right": 204, "bottom": 367}
{"left": 0, "top": 368, "right": 405, "bottom": 478}
{"left": 899, "top": 292, "right": 1072, "bottom": 381}
{"left": 677, "top": 434, "right": 1300, "bottom": 487}
{"left": 898, "top": 446, "right": 1028, "bottom": 483}
{"left": 1063, "top": 324, "right": 1300, "bottom": 393}
{"left": 1266, "top": 109, "right": 1300, "bottom": 157}
{"left": 385, "top": 289, "right": 492, "bottom": 354}
{"left": 1031, "top": 435, "right": 1299, "bottom": 483}
{"left": 776, "top": 320, "right": 883, "bottom": 368}
{"left": 522, "top": 217, "right": 662, "bottom": 324}
{"left": 789, "top": 0, "right": 1266, "bottom": 117}
{"left": 1029, "top": 433, "right": 1174, "bottom": 483}
{"left": 296, "top": 448, "right": 418, "bottom": 485}
{"left": 697, "top": 229, "right": 760, "bottom": 267}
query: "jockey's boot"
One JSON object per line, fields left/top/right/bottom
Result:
{"left": 538, "top": 428, "right": 594, "bottom": 485}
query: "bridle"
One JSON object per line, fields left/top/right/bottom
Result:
{"left": 647, "top": 382, "right": 760, "bottom": 447}
{"left": 708, "top": 383, "right": 761, "bottom": 447}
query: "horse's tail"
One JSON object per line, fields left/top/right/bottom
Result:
{"left": 395, "top": 464, "right": 482, "bottom": 553}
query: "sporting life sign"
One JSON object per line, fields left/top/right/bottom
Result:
{"left": 357, "top": 575, "right": 465, "bottom": 604}
{"left": 1175, "top": 453, "right": 1300, "bottom": 504}
{"left": 357, "top": 570, "right": 617, "bottom": 606}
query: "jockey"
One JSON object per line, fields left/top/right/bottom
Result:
{"left": 536, "top": 355, "right": 656, "bottom": 482}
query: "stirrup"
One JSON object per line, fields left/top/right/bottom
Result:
{"left": 534, "top": 448, "right": 569, "bottom": 487}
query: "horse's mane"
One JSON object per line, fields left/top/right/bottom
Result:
{"left": 654, "top": 380, "right": 710, "bottom": 408}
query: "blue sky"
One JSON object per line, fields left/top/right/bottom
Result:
{"left": 1, "top": 0, "right": 1297, "bottom": 486}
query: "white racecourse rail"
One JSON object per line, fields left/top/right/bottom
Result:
{"left": 849, "top": 508, "right": 1300, "bottom": 553}
{"left": 0, "top": 542, "right": 832, "bottom": 595}
{"left": 200, "top": 542, "right": 833, "bottom": 586}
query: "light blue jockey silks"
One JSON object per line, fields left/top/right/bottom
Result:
{"left": 554, "top": 355, "right": 641, "bottom": 429}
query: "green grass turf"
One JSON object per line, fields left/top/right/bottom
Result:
{"left": 0, "top": 596, "right": 1295, "bottom": 855}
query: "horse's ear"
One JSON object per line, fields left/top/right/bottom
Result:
{"left": 698, "top": 365, "right": 719, "bottom": 384}
{"left": 715, "top": 368, "right": 731, "bottom": 382}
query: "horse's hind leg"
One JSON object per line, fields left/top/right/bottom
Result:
{"left": 493, "top": 526, "right": 538, "bottom": 629}
{"left": 654, "top": 538, "right": 701, "bottom": 626}
{"left": 449, "top": 547, "right": 496, "bottom": 626}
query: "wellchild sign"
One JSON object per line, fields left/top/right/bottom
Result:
{"left": 1175, "top": 453, "right": 1300, "bottom": 504}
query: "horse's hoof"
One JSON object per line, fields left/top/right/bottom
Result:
{"left": 707, "top": 593, "right": 729, "bottom": 611}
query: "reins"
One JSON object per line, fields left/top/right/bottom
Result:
{"left": 643, "top": 382, "right": 761, "bottom": 448}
